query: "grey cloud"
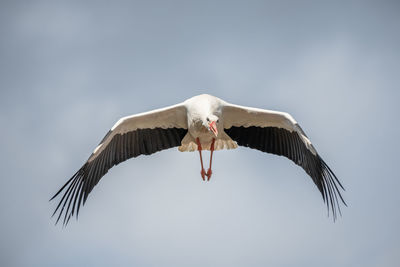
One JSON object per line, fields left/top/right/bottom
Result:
{"left": 1, "top": 1, "right": 399, "bottom": 266}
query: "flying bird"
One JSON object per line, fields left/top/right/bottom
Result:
{"left": 51, "top": 94, "right": 345, "bottom": 225}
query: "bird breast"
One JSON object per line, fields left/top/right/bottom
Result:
{"left": 189, "top": 119, "right": 211, "bottom": 137}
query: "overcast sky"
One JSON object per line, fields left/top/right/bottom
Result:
{"left": 1, "top": 1, "right": 399, "bottom": 266}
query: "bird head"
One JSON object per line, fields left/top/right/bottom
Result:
{"left": 205, "top": 115, "right": 219, "bottom": 137}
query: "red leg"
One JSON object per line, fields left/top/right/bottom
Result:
{"left": 206, "top": 138, "right": 215, "bottom": 181}
{"left": 196, "top": 138, "right": 206, "bottom": 181}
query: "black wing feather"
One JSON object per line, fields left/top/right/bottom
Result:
{"left": 51, "top": 127, "right": 187, "bottom": 225}
{"left": 225, "top": 125, "right": 346, "bottom": 220}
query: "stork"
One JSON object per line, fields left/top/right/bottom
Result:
{"left": 51, "top": 94, "right": 345, "bottom": 225}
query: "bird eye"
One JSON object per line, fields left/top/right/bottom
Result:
{"left": 217, "top": 119, "right": 219, "bottom": 123}
{"left": 206, "top": 118, "right": 210, "bottom": 122}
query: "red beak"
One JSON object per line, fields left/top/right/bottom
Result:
{"left": 209, "top": 121, "right": 218, "bottom": 137}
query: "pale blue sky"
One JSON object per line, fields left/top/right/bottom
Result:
{"left": 1, "top": 1, "right": 399, "bottom": 266}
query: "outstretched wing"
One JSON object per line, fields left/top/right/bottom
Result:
{"left": 222, "top": 103, "right": 346, "bottom": 219}
{"left": 51, "top": 103, "right": 188, "bottom": 225}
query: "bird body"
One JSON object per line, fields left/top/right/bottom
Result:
{"left": 180, "top": 94, "right": 236, "bottom": 151}
{"left": 51, "top": 94, "right": 345, "bottom": 225}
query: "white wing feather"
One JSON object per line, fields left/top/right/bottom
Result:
{"left": 89, "top": 103, "right": 187, "bottom": 162}
{"left": 222, "top": 103, "right": 317, "bottom": 155}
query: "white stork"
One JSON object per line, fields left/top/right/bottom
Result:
{"left": 51, "top": 94, "right": 345, "bottom": 225}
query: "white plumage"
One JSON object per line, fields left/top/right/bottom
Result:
{"left": 51, "top": 94, "right": 345, "bottom": 225}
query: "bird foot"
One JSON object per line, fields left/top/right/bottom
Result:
{"left": 206, "top": 168, "right": 212, "bottom": 181}
{"left": 201, "top": 169, "right": 206, "bottom": 181}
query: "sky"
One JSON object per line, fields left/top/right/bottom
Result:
{"left": 0, "top": 0, "right": 399, "bottom": 266}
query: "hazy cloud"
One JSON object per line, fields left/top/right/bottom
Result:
{"left": 1, "top": 1, "right": 399, "bottom": 266}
